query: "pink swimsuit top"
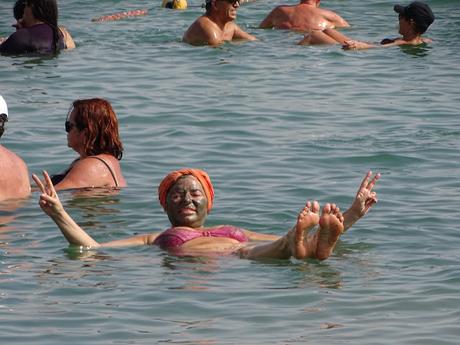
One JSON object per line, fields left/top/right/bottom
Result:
{"left": 154, "top": 225, "right": 249, "bottom": 250}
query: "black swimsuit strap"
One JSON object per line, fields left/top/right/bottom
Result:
{"left": 87, "top": 156, "right": 119, "bottom": 187}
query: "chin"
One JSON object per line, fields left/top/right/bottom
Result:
{"left": 178, "top": 215, "right": 198, "bottom": 225}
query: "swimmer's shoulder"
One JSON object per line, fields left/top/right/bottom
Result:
{"left": 381, "top": 37, "right": 433, "bottom": 46}
{"left": 194, "top": 16, "right": 221, "bottom": 34}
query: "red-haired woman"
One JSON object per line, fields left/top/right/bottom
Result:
{"left": 50, "top": 98, "right": 126, "bottom": 191}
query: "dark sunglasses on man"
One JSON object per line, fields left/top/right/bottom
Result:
{"left": 221, "top": 0, "right": 240, "bottom": 5}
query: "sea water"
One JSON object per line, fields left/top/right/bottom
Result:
{"left": 0, "top": 0, "right": 459, "bottom": 344}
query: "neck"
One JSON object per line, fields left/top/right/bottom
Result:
{"left": 300, "top": 0, "right": 317, "bottom": 6}
{"left": 208, "top": 13, "right": 231, "bottom": 30}
{"left": 171, "top": 224, "right": 205, "bottom": 229}
{"left": 402, "top": 31, "right": 421, "bottom": 43}
{"left": 29, "top": 19, "right": 45, "bottom": 26}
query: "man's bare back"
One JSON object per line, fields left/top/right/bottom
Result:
{"left": 0, "top": 145, "right": 30, "bottom": 201}
{"left": 259, "top": 0, "right": 349, "bottom": 32}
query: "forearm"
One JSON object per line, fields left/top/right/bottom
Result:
{"left": 342, "top": 208, "right": 361, "bottom": 232}
{"left": 240, "top": 235, "right": 291, "bottom": 259}
{"left": 243, "top": 229, "right": 281, "bottom": 241}
{"left": 235, "top": 32, "right": 257, "bottom": 41}
{"left": 234, "top": 26, "right": 257, "bottom": 41}
{"left": 323, "top": 28, "right": 351, "bottom": 45}
{"left": 50, "top": 210, "right": 100, "bottom": 248}
{"left": 100, "top": 233, "right": 159, "bottom": 248}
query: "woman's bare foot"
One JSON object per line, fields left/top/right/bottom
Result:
{"left": 315, "top": 203, "right": 344, "bottom": 260}
{"left": 291, "top": 201, "right": 320, "bottom": 259}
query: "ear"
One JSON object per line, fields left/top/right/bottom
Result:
{"left": 79, "top": 125, "right": 89, "bottom": 137}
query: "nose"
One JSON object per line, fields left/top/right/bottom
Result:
{"left": 183, "top": 192, "right": 192, "bottom": 203}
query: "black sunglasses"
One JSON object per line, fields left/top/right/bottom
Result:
{"left": 222, "top": 0, "right": 240, "bottom": 5}
{"left": 65, "top": 120, "right": 75, "bottom": 133}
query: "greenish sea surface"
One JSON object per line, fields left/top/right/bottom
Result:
{"left": 1, "top": 0, "right": 459, "bottom": 344}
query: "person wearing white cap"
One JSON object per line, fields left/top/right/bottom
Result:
{"left": 0, "top": 95, "right": 31, "bottom": 201}
{"left": 183, "top": 0, "right": 256, "bottom": 46}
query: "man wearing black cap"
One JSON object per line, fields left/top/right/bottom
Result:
{"left": 298, "top": 1, "right": 434, "bottom": 49}
{"left": 0, "top": 95, "right": 30, "bottom": 201}
{"left": 183, "top": 0, "right": 256, "bottom": 46}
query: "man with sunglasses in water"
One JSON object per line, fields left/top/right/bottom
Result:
{"left": 183, "top": 0, "right": 256, "bottom": 46}
{"left": 0, "top": 95, "right": 30, "bottom": 201}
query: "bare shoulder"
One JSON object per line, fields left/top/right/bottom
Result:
{"left": 319, "top": 8, "right": 338, "bottom": 16}
{"left": 193, "top": 15, "right": 217, "bottom": 31}
{"left": 67, "top": 156, "right": 104, "bottom": 175}
{"left": 59, "top": 26, "right": 76, "bottom": 49}
{"left": 392, "top": 37, "right": 432, "bottom": 46}
{"left": 0, "top": 146, "right": 30, "bottom": 199}
{"left": 319, "top": 8, "right": 349, "bottom": 27}
{"left": 55, "top": 155, "right": 121, "bottom": 190}
{"left": 0, "top": 146, "right": 27, "bottom": 170}
{"left": 67, "top": 155, "right": 121, "bottom": 177}
{"left": 276, "top": 4, "right": 291, "bottom": 11}
{"left": 276, "top": 4, "right": 296, "bottom": 14}
{"left": 184, "top": 15, "right": 222, "bottom": 45}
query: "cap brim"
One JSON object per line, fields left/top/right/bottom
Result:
{"left": 0, "top": 96, "right": 8, "bottom": 119}
{"left": 394, "top": 4, "right": 405, "bottom": 14}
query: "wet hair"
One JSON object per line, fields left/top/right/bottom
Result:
{"left": 26, "top": 0, "right": 61, "bottom": 53}
{"left": 71, "top": 98, "right": 124, "bottom": 160}
{"left": 0, "top": 114, "right": 7, "bottom": 139}
{"left": 14, "top": 0, "right": 26, "bottom": 21}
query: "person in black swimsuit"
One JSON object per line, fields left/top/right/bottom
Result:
{"left": 0, "top": 0, "right": 65, "bottom": 55}
{"left": 43, "top": 98, "right": 127, "bottom": 191}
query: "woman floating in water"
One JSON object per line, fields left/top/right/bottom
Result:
{"left": 33, "top": 168, "right": 380, "bottom": 260}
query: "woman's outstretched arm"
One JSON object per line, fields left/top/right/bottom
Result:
{"left": 243, "top": 229, "right": 281, "bottom": 241}
{"left": 33, "top": 171, "right": 157, "bottom": 248}
{"left": 33, "top": 171, "right": 101, "bottom": 248}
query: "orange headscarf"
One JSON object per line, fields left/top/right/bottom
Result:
{"left": 158, "top": 168, "right": 215, "bottom": 213}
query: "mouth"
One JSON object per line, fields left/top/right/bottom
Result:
{"left": 179, "top": 208, "right": 196, "bottom": 215}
